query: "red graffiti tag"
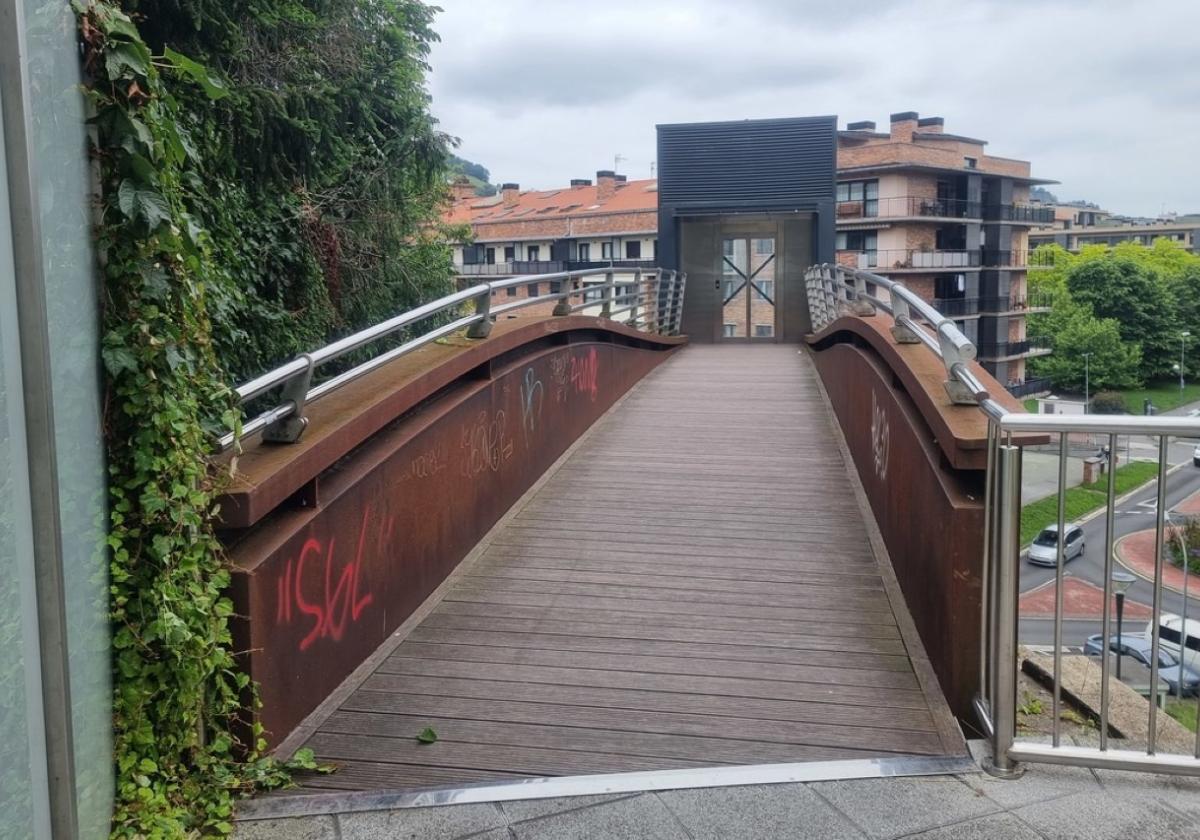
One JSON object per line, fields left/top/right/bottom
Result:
{"left": 274, "top": 507, "right": 390, "bottom": 651}
{"left": 570, "top": 347, "right": 600, "bottom": 401}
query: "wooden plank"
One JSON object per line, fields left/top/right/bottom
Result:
{"left": 419, "top": 609, "right": 909, "bottom": 653}
{"left": 444, "top": 587, "right": 896, "bottom": 627}
{"left": 318, "top": 711, "right": 932, "bottom": 765}
{"left": 385, "top": 641, "right": 920, "bottom": 690}
{"left": 406, "top": 626, "right": 912, "bottom": 671}
{"left": 373, "top": 657, "right": 930, "bottom": 709}
{"left": 333, "top": 694, "right": 945, "bottom": 755}
{"left": 427, "top": 600, "right": 902, "bottom": 648}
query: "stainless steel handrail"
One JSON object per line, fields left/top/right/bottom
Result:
{"left": 805, "top": 262, "right": 1200, "bottom": 779}
{"left": 220, "top": 265, "right": 686, "bottom": 449}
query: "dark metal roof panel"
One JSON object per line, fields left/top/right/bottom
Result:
{"left": 656, "top": 116, "right": 837, "bottom": 210}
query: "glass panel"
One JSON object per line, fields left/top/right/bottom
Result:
{"left": 836, "top": 183, "right": 849, "bottom": 202}
{"left": 0, "top": 88, "right": 51, "bottom": 840}
{"left": 23, "top": 0, "right": 113, "bottom": 831}
{"left": 748, "top": 238, "right": 776, "bottom": 337}
{"left": 865, "top": 180, "right": 879, "bottom": 199}
{"left": 721, "top": 238, "right": 748, "bottom": 338}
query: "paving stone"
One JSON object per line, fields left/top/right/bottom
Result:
{"left": 235, "top": 816, "right": 337, "bottom": 840}
{"left": 337, "top": 803, "right": 507, "bottom": 840}
{"left": 499, "top": 793, "right": 637, "bottom": 824}
{"left": 658, "top": 783, "right": 866, "bottom": 840}
{"left": 509, "top": 793, "right": 689, "bottom": 840}
{"left": 810, "top": 776, "right": 1000, "bottom": 840}
{"left": 1012, "top": 790, "right": 1200, "bottom": 840}
{"left": 900, "top": 813, "right": 1044, "bottom": 840}
{"left": 959, "top": 751, "right": 1100, "bottom": 810}
{"left": 1093, "top": 766, "right": 1200, "bottom": 817}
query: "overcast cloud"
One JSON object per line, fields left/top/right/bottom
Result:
{"left": 428, "top": 0, "right": 1199, "bottom": 217}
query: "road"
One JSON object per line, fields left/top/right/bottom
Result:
{"left": 1019, "top": 454, "right": 1200, "bottom": 648}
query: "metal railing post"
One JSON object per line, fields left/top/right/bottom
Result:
{"left": 261, "top": 354, "right": 315, "bottom": 443}
{"left": 986, "top": 442, "right": 1024, "bottom": 778}
{"left": 553, "top": 275, "right": 575, "bottom": 316}
{"left": 628, "top": 269, "right": 642, "bottom": 325}
{"left": 601, "top": 271, "right": 615, "bottom": 318}
{"left": 466, "top": 286, "right": 493, "bottom": 338}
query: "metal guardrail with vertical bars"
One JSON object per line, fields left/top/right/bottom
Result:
{"left": 805, "top": 261, "right": 1200, "bottom": 779}
{"left": 218, "top": 266, "right": 686, "bottom": 450}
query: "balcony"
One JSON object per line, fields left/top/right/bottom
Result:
{"left": 975, "top": 336, "right": 1053, "bottom": 360}
{"left": 1006, "top": 376, "right": 1053, "bottom": 397}
{"left": 457, "top": 259, "right": 658, "bottom": 277}
{"left": 841, "top": 249, "right": 980, "bottom": 271}
{"left": 983, "top": 203, "right": 1056, "bottom": 224}
{"left": 566, "top": 259, "right": 659, "bottom": 272}
{"left": 933, "top": 296, "right": 981, "bottom": 317}
{"left": 978, "top": 291, "right": 1054, "bottom": 314}
{"left": 836, "top": 196, "right": 981, "bottom": 221}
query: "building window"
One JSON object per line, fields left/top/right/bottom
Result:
{"left": 625, "top": 240, "right": 641, "bottom": 259}
{"left": 723, "top": 323, "right": 736, "bottom": 338}
{"left": 527, "top": 282, "right": 539, "bottom": 297}
{"left": 755, "top": 279, "right": 775, "bottom": 301}
{"left": 506, "top": 286, "right": 517, "bottom": 297}
{"left": 754, "top": 238, "right": 774, "bottom": 255}
{"left": 583, "top": 282, "right": 604, "bottom": 302}
{"left": 577, "top": 242, "right": 590, "bottom": 261}
{"left": 722, "top": 278, "right": 740, "bottom": 300}
{"left": 836, "top": 231, "right": 877, "bottom": 252}
{"left": 504, "top": 246, "right": 515, "bottom": 261}
{"left": 652, "top": 239, "right": 658, "bottom": 259}
{"left": 526, "top": 245, "right": 540, "bottom": 261}
{"left": 754, "top": 324, "right": 774, "bottom": 338}
{"left": 836, "top": 179, "right": 878, "bottom": 216}
{"left": 964, "top": 157, "right": 977, "bottom": 169}
{"left": 601, "top": 242, "right": 613, "bottom": 260}
{"left": 485, "top": 247, "right": 496, "bottom": 265}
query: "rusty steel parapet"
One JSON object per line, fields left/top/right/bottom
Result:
{"left": 805, "top": 315, "right": 1041, "bottom": 720}
{"left": 219, "top": 317, "right": 684, "bottom": 748}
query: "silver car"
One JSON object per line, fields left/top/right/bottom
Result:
{"left": 1028, "top": 522, "right": 1085, "bottom": 566}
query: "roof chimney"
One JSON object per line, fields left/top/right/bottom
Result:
{"left": 890, "top": 111, "right": 919, "bottom": 143}
{"left": 501, "top": 182, "right": 520, "bottom": 208}
{"left": 614, "top": 174, "right": 627, "bottom": 183}
{"left": 917, "top": 116, "right": 944, "bottom": 134}
{"left": 596, "top": 170, "right": 617, "bottom": 202}
{"left": 450, "top": 176, "right": 475, "bottom": 201}
{"left": 570, "top": 178, "right": 592, "bottom": 187}
{"left": 846, "top": 120, "right": 876, "bottom": 131}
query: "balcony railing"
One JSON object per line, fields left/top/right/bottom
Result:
{"left": 975, "top": 337, "right": 1053, "bottom": 359}
{"left": 806, "top": 261, "right": 1200, "bottom": 780}
{"left": 836, "top": 196, "right": 981, "bottom": 220}
{"left": 983, "top": 204, "right": 1056, "bottom": 224}
{"left": 1005, "top": 376, "right": 1053, "bottom": 397}
{"left": 841, "top": 249, "right": 981, "bottom": 270}
{"left": 566, "top": 259, "right": 659, "bottom": 272}
{"left": 978, "top": 291, "right": 1055, "bottom": 314}
{"left": 457, "top": 258, "right": 657, "bottom": 276}
{"left": 933, "top": 297, "right": 980, "bottom": 317}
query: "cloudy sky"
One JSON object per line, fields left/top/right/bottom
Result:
{"left": 426, "top": 0, "right": 1198, "bottom": 218}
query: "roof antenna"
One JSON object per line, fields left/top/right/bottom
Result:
{"left": 614, "top": 153, "right": 627, "bottom": 173}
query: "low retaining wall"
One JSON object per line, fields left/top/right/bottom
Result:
{"left": 220, "top": 318, "right": 684, "bottom": 746}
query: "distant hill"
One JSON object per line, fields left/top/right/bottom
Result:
{"left": 448, "top": 154, "right": 497, "bottom": 196}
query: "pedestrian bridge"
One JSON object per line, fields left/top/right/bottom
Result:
{"left": 222, "top": 266, "right": 1200, "bottom": 823}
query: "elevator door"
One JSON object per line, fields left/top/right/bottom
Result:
{"left": 719, "top": 235, "right": 777, "bottom": 341}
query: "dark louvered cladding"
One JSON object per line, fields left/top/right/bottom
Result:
{"left": 656, "top": 116, "right": 837, "bottom": 210}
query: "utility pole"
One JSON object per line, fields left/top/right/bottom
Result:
{"left": 1181, "top": 331, "right": 1191, "bottom": 393}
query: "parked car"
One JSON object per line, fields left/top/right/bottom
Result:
{"left": 1084, "top": 633, "right": 1200, "bottom": 697}
{"left": 1028, "top": 523, "right": 1085, "bottom": 566}
{"left": 1192, "top": 443, "right": 1200, "bottom": 467}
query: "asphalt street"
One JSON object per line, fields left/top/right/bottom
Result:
{"left": 1019, "top": 450, "right": 1200, "bottom": 649}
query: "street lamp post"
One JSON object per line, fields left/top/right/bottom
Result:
{"left": 1082, "top": 351, "right": 1092, "bottom": 414}
{"left": 1181, "top": 331, "right": 1191, "bottom": 394}
{"left": 1112, "top": 571, "right": 1136, "bottom": 680}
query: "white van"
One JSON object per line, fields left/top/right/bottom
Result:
{"left": 1148, "top": 614, "right": 1200, "bottom": 672}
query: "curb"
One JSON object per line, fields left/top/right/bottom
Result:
{"left": 1113, "top": 531, "right": 1198, "bottom": 599}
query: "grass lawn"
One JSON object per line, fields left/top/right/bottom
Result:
{"left": 1166, "top": 698, "right": 1198, "bottom": 733}
{"left": 1020, "top": 460, "right": 1162, "bottom": 548}
{"left": 1120, "top": 380, "right": 1200, "bottom": 415}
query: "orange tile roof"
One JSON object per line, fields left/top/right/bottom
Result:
{"left": 445, "top": 178, "right": 658, "bottom": 226}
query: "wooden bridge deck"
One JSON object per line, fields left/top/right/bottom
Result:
{"left": 286, "top": 345, "right": 966, "bottom": 793}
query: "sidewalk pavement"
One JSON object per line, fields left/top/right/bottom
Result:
{"left": 235, "top": 741, "right": 1200, "bottom": 840}
{"left": 1116, "top": 529, "right": 1196, "bottom": 597}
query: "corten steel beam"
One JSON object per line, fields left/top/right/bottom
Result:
{"left": 222, "top": 317, "right": 684, "bottom": 747}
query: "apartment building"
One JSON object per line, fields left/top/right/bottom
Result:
{"left": 1030, "top": 207, "right": 1200, "bottom": 253}
{"left": 835, "top": 112, "right": 1057, "bottom": 390}
{"left": 445, "top": 171, "right": 658, "bottom": 316}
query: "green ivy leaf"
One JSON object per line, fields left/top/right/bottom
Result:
{"left": 102, "top": 345, "right": 139, "bottom": 375}
{"left": 117, "top": 179, "right": 137, "bottom": 218}
{"left": 416, "top": 727, "right": 438, "bottom": 744}
{"left": 163, "top": 47, "right": 229, "bottom": 101}
{"left": 104, "top": 42, "right": 150, "bottom": 79}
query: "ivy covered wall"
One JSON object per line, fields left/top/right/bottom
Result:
{"left": 77, "top": 0, "right": 455, "bottom": 835}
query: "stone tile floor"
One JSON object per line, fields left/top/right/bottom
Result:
{"left": 236, "top": 741, "right": 1200, "bottom": 839}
